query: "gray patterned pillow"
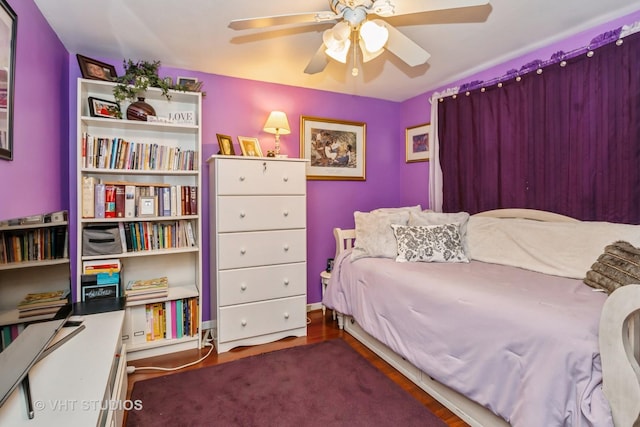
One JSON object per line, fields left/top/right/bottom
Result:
{"left": 391, "top": 223, "right": 469, "bottom": 263}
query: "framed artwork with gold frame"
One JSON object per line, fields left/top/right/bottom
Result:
{"left": 405, "top": 123, "right": 430, "bottom": 163}
{"left": 300, "top": 116, "right": 366, "bottom": 181}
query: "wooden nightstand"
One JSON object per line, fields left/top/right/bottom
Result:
{"left": 320, "top": 270, "right": 332, "bottom": 318}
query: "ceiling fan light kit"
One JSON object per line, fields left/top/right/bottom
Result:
{"left": 229, "top": 0, "right": 490, "bottom": 75}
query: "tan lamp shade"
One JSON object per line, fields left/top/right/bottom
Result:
{"left": 263, "top": 111, "right": 291, "bottom": 155}
{"left": 263, "top": 111, "right": 291, "bottom": 135}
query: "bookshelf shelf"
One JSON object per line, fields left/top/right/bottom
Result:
{"left": 76, "top": 78, "right": 202, "bottom": 360}
{"left": 81, "top": 246, "right": 199, "bottom": 261}
{"left": 80, "top": 168, "right": 198, "bottom": 176}
{"left": 80, "top": 116, "right": 199, "bottom": 132}
{"left": 0, "top": 212, "right": 71, "bottom": 342}
{"left": 0, "top": 258, "right": 69, "bottom": 271}
{"left": 125, "top": 284, "right": 199, "bottom": 307}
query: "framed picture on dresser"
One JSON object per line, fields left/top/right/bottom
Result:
{"left": 238, "top": 136, "right": 263, "bottom": 157}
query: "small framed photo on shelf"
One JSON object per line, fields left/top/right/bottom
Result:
{"left": 238, "top": 136, "right": 263, "bottom": 157}
{"left": 138, "top": 196, "right": 156, "bottom": 217}
{"left": 88, "top": 97, "right": 120, "bottom": 119}
{"left": 77, "top": 54, "right": 117, "bottom": 81}
{"left": 216, "top": 133, "right": 235, "bottom": 155}
{"left": 405, "top": 123, "right": 430, "bottom": 163}
{"left": 176, "top": 76, "right": 202, "bottom": 91}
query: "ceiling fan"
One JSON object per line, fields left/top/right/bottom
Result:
{"left": 229, "top": 0, "right": 490, "bottom": 76}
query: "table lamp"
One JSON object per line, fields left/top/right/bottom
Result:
{"left": 263, "top": 111, "right": 291, "bottom": 156}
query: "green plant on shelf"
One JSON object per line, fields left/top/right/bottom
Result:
{"left": 112, "top": 59, "right": 173, "bottom": 104}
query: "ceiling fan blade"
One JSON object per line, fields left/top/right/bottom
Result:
{"left": 391, "top": 0, "right": 490, "bottom": 17}
{"left": 383, "top": 23, "right": 430, "bottom": 66}
{"left": 229, "top": 11, "right": 339, "bottom": 30}
{"left": 304, "top": 44, "right": 330, "bottom": 74}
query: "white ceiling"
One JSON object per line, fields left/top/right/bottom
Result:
{"left": 34, "top": 0, "right": 640, "bottom": 102}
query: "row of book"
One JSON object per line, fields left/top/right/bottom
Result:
{"left": 0, "top": 226, "right": 68, "bottom": 264}
{"left": 81, "top": 178, "right": 198, "bottom": 219}
{"left": 143, "top": 298, "right": 198, "bottom": 342}
{"left": 81, "top": 259, "right": 121, "bottom": 302}
{"left": 117, "top": 220, "right": 196, "bottom": 252}
{"left": 81, "top": 133, "right": 198, "bottom": 171}
{"left": 17, "top": 289, "right": 70, "bottom": 319}
{"left": 0, "top": 210, "right": 67, "bottom": 227}
{"left": 125, "top": 276, "right": 169, "bottom": 301}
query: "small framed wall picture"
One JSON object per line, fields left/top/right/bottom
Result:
{"left": 216, "top": 133, "right": 235, "bottom": 155}
{"left": 405, "top": 123, "right": 430, "bottom": 163}
{"left": 238, "top": 136, "right": 263, "bottom": 157}
{"left": 77, "top": 54, "right": 117, "bottom": 81}
{"left": 88, "top": 97, "right": 121, "bottom": 119}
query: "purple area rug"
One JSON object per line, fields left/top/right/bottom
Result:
{"left": 126, "top": 339, "right": 446, "bottom": 426}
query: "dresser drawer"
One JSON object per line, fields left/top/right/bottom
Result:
{"left": 217, "top": 195, "right": 306, "bottom": 232}
{"left": 218, "top": 296, "right": 307, "bottom": 342}
{"left": 216, "top": 158, "right": 306, "bottom": 195}
{"left": 218, "top": 263, "right": 306, "bottom": 306}
{"left": 218, "top": 229, "right": 306, "bottom": 269}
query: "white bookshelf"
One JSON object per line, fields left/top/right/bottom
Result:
{"left": 0, "top": 218, "right": 70, "bottom": 328}
{"left": 76, "top": 78, "right": 203, "bottom": 360}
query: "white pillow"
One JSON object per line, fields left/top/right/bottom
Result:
{"left": 351, "top": 211, "right": 410, "bottom": 261}
{"left": 371, "top": 205, "right": 422, "bottom": 214}
{"left": 392, "top": 223, "right": 469, "bottom": 263}
{"left": 409, "top": 211, "right": 470, "bottom": 255}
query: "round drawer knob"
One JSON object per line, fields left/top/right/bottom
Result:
{"left": 240, "top": 212, "right": 246, "bottom": 218}
{"left": 241, "top": 319, "right": 247, "bottom": 327}
{"left": 283, "top": 210, "right": 289, "bottom": 217}
{"left": 240, "top": 248, "right": 246, "bottom": 255}
{"left": 240, "top": 283, "right": 247, "bottom": 291}
{"left": 283, "top": 176, "right": 289, "bottom": 182}
{"left": 239, "top": 176, "right": 246, "bottom": 181}
{"left": 283, "top": 244, "right": 289, "bottom": 252}
{"left": 284, "top": 312, "right": 290, "bottom": 319}
{"left": 283, "top": 279, "right": 289, "bottom": 286}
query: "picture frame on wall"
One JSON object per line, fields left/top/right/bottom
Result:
{"left": 216, "top": 133, "right": 235, "bottom": 155}
{"left": 76, "top": 54, "right": 117, "bottom": 81}
{"left": 88, "top": 97, "right": 121, "bottom": 119}
{"left": 405, "top": 123, "right": 430, "bottom": 163}
{"left": 300, "top": 116, "right": 366, "bottom": 181}
{"left": 0, "top": 0, "right": 16, "bottom": 161}
{"left": 238, "top": 136, "right": 263, "bottom": 157}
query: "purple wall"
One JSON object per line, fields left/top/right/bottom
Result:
{"left": 0, "top": 0, "right": 68, "bottom": 219}
{"left": 156, "top": 70, "right": 402, "bottom": 319}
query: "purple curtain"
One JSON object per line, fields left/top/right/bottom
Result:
{"left": 438, "top": 31, "right": 640, "bottom": 224}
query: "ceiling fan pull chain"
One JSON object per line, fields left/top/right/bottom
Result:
{"left": 352, "top": 28, "right": 359, "bottom": 77}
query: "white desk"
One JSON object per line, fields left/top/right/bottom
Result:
{"left": 0, "top": 310, "right": 126, "bottom": 426}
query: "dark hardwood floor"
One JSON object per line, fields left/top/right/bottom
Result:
{"left": 125, "top": 309, "right": 469, "bottom": 427}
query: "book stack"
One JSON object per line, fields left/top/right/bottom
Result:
{"left": 81, "top": 259, "right": 121, "bottom": 301}
{"left": 17, "top": 289, "right": 70, "bottom": 319}
{"left": 125, "top": 276, "right": 169, "bottom": 302}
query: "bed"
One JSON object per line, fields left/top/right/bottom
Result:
{"left": 323, "top": 208, "right": 640, "bottom": 427}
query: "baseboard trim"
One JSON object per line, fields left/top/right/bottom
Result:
{"left": 307, "top": 302, "right": 323, "bottom": 312}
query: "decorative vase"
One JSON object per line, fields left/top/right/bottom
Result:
{"left": 126, "top": 97, "right": 156, "bottom": 121}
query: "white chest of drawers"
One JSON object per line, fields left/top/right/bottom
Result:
{"left": 207, "top": 156, "right": 308, "bottom": 353}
